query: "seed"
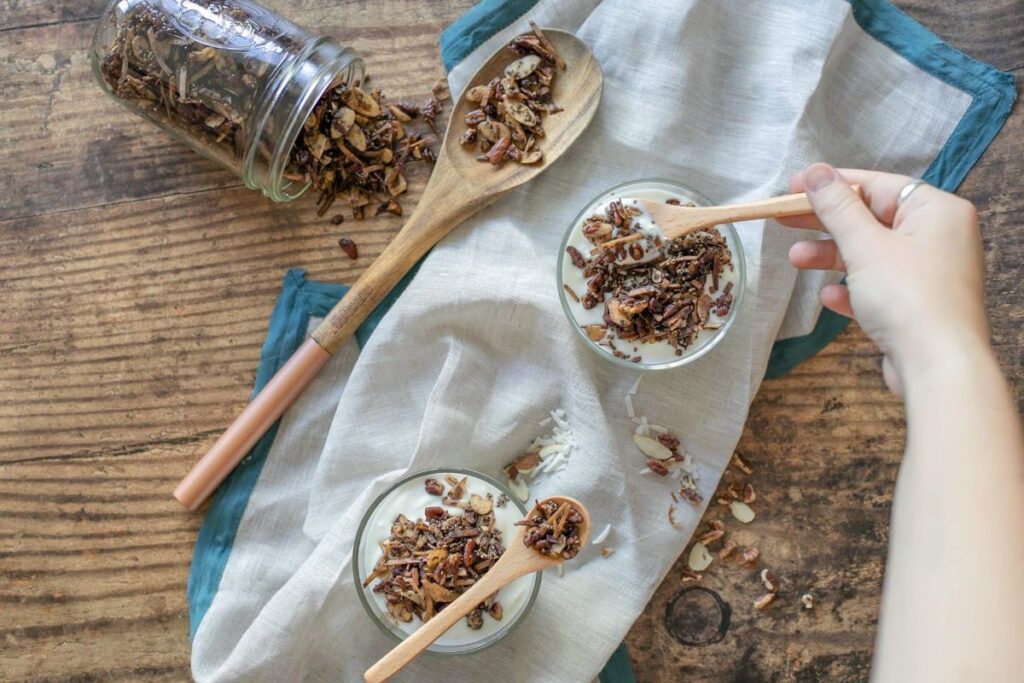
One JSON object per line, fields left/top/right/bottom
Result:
{"left": 338, "top": 238, "right": 358, "bottom": 260}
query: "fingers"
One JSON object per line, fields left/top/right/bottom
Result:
{"left": 777, "top": 167, "right": 914, "bottom": 229}
{"left": 789, "top": 239, "right": 845, "bottom": 272}
{"left": 798, "top": 164, "right": 886, "bottom": 261}
{"left": 820, "top": 283, "right": 853, "bottom": 318}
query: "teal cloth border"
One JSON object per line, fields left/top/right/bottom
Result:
{"left": 189, "top": 1, "right": 1015, "bottom": 680}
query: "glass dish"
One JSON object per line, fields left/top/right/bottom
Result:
{"left": 353, "top": 467, "right": 541, "bottom": 655}
{"left": 557, "top": 178, "right": 747, "bottom": 371}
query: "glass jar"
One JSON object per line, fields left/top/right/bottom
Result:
{"left": 557, "top": 178, "right": 747, "bottom": 371}
{"left": 353, "top": 467, "right": 541, "bottom": 655}
{"left": 90, "top": 0, "right": 363, "bottom": 201}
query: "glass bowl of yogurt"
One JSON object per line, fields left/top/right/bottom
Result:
{"left": 353, "top": 467, "right": 541, "bottom": 654}
{"left": 557, "top": 178, "right": 746, "bottom": 371}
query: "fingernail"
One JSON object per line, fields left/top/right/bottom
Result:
{"left": 804, "top": 164, "right": 836, "bottom": 193}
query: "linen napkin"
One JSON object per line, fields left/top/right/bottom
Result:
{"left": 188, "top": 1, "right": 1015, "bottom": 681}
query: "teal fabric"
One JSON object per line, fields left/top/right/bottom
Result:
{"left": 188, "top": 2, "right": 1015, "bottom": 680}
{"left": 765, "top": 0, "right": 1017, "bottom": 377}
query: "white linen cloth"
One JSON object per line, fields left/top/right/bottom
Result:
{"left": 191, "top": 1, "right": 978, "bottom": 680}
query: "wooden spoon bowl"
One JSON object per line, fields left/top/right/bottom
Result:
{"left": 444, "top": 32, "right": 604, "bottom": 193}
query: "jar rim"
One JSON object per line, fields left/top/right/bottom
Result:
{"left": 243, "top": 39, "right": 364, "bottom": 202}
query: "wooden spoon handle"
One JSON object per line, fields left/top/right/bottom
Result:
{"left": 363, "top": 555, "right": 537, "bottom": 683}
{"left": 312, "top": 163, "right": 476, "bottom": 353}
{"left": 690, "top": 185, "right": 863, "bottom": 230}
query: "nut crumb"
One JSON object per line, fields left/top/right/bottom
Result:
{"left": 754, "top": 592, "right": 777, "bottom": 610}
{"left": 718, "top": 539, "right": 737, "bottom": 559}
{"left": 738, "top": 546, "right": 759, "bottom": 567}
{"left": 732, "top": 452, "right": 753, "bottom": 474}
{"left": 760, "top": 568, "right": 778, "bottom": 593}
{"left": 801, "top": 593, "right": 814, "bottom": 610}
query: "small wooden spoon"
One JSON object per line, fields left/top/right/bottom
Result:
{"left": 363, "top": 496, "right": 591, "bottom": 683}
{"left": 637, "top": 185, "right": 863, "bottom": 239}
{"left": 173, "top": 30, "right": 604, "bottom": 510}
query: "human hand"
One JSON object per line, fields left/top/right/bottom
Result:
{"left": 780, "top": 164, "right": 988, "bottom": 394}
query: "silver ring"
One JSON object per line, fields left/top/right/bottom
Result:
{"left": 897, "top": 179, "right": 928, "bottom": 207}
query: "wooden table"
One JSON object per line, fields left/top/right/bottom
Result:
{"left": 1, "top": 2, "right": 1019, "bottom": 681}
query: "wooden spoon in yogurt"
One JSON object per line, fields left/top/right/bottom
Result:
{"left": 364, "top": 496, "right": 591, "bottom": 682}
{"left": 635, "top": 185, "right": 863, "bottom": 240}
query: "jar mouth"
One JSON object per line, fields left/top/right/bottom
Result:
{"left": 556, "top": 178, "right": 747, "bottom": 372}
{"left": 352, "top": 467, "right": 542, "bottom": 655}
{"left": 243, "top": 39, "right": 364, "bottom": 202}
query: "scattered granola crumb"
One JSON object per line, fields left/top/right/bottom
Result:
{"left": 732, "top": 452, "right": 753, "bottom": 475}
{"left": 760, "top": 568, "right": 778, "bottom": 593}
{"left": 738, "top": 546, "right": 760, "bottom": 567}
{"left": 601, "top": 547, "right": 615, "bottom": 558}
{"left": 718, "top": 539, "right": 737, "bottom": 560}
{"left": 801, "top": 593, "right": 814, "bottom": 610}
{"left": 754, "top": 592, "right": 777, "bottom": 610}
{"left": 681, "top": 567, "right": 703, "bottom": 582}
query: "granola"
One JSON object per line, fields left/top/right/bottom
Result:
{"left": 566, "top": 197, "right": 735, "bottom": 361}
{"left": 460, "top": 23, "right": 564, "bottom": 167}
{"left": 517, "top": 499, "right": 583, "bottom": 559}
{"left": 363, "top": 479, "right": 505, "bottom": 629}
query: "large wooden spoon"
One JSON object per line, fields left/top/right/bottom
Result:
{"left": 636, "top": 185, "right": 863, "bottom": 240}
{"left": 174, "top": 31, "right": 603, "bottom": 510}
{"left": 364, "top": 496, "right": 591, "bottom": 683}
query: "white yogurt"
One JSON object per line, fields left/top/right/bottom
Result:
{"left": 560, "top": 188, "right": 739, "bottom": 366}
{"left": 359, "top": 473, "right": 536, "bottom": 648}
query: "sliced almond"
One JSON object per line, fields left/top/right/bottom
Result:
{"left": 470, "top": 494, "right": 493, "bottom": 515}
{"left": 465, "top": 85, "right": 488, "bottom": 103}
{"left": 687, "top": 542, "right": 713, "bottom": 572}
{"left": 505, "top": 100, "right": 540, "bottom": 127}
{"left": 341, "top": 87, "right": 381, "bottom": 117}
{"left": 754, "top": 592, "right": 777, "bottom": 610}
{"left": 477, "top": 119, "right": 511, "bottom": 143}
{"left": 345, "top": 124, "right": 367, "bottom": 152}
{"left": 330, "top": 107, "right": 355, "bottom": 137}
{"left": 507, "top": 476, "right": 529, "bottom": 502}
{"left": 385, "top": 168, "right": 407, "bottom": 196}
{"left": 518, "top": 149, "right": 543, "bottom": 164}
{"left": 729, "top": 500, "right": 756, "bottom": 524}
{"left": 633, "top": 433, "right": 674, "bottom": 461}
{"left": 504, "top": 54, "right": 542, "bottom": 80}
{"left": 387, "top": 104, "right": 412, "bottom": 123}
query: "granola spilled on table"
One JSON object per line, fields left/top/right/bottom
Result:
{"left": 288, "top": 78, "right": 442, "bottom": 224}
{"left": 460, "top": 22, "right": 564, "bottom": 167}
{"left": 363, "top": 476, "right": 505, "bottom": 630}
{"left": 567, "top": 198, "right": 735, "bottom": 361}
{"left": 517, "top": 499, "right": 583, "bottom": 559}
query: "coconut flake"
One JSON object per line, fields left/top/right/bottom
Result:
{"left": 628, "top": 375, "right": 642, "bottom": 395}
{"left": 592, "top": 524, "right": 612, "bottom": 545}
{"left": 625, "top": 394, "right": 635, "bottom": 419}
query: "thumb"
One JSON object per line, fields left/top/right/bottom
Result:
{"left": 803, "top": 163, "right": 885, "bottom": 259}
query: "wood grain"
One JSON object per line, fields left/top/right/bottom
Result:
{"left": 0, "top": 1, "right": 1020, "bottom": 682}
